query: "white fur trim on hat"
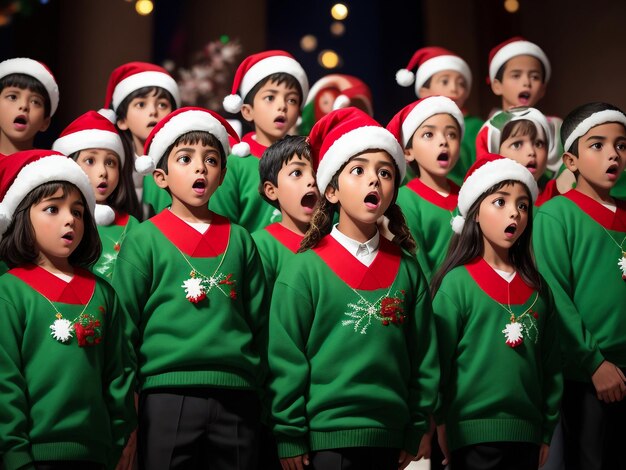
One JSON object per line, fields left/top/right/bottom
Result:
{"left": 415, "top": 55, "right": 472, "bottom": 96}
{"left": 0, "top": 155, "right": 95, "bottom": 236}
{"left": 395, "top": 68, "right": 415, "bottom": 87}
{"left": 486, "top": 107, "right": 551, "bottom": 157}
{"left": 563, "top": 110, "right": 626, "bottom": 153}
{"left": 0, "top": 58, "right": 60, "bottom": 116}
{"left": 239, "top": 56, "right": 309, "bottom": 107}
{"left": 316, "top": 126, "right": 406, "bottom": 194}
{"left": 458, "top": 159, "right": 538, "bottom": 218}
{"left": 52, "top": 129, "right": 125, "bottom": 164}
{"left": 95, "top": 204, "right": 116, "bottom": 226}
{"left": 111, "top": 70, "right": 181, "bottom": 111}
{"left": 332, "top": 94, "right": 351, "bottom": 110}
{"left": 401, "top": 96, "right": 465, "bottom": 147}
{"left": 98, "top": 108, "right": 117, "bottom": 124}
{"left": 489, "top": 41, "right": 551, "bottom": 83}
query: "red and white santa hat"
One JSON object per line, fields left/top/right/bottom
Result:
{"left": 562, "top": 107, "right": 626, "bottom": 153}
{"left": 223, "top": 50, "right": 309, "bottom": 114}
{"left": 0, "top": 150, "right": 95, "bottom": 237}
{"left": 386, "top": 96, "right": 465, "bottom": 147}
{"left": 135, "top": 107, "right": 250, "bottom": 174}
{"left": 488, "top": 37, "right": 551, "bottom": 84}
{"left": 451, "top": 153, "right": 538, "bottom": 234}
{"left": 396, "top": 47, "right": 472, "bottom": 98}
{"left": 0, "top": 58, "right": 60, "bottom": 116}
{"left": 103, "top": 61, "right": 181, "bottom": 115}
{"left": 308, "top": 107, "right": 405, "bottom": 194}
{"left": 305, "top": 74, "right": 373, "bottom": 115}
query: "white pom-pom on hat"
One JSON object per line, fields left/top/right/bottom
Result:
{"left": 451, "top": 215, "right": 465, "bottom": 234}
{"left": 223, "top": 94, "right": 243, "bottom": 114}
{"left": 395, "top": 69, "right": 415, "bottom": 87}
{"left": 231, "top": 141, "right": 250, "bottom": 157}
{"left": 332, "top": 94, "right": 351, "bottom": 110}
{"left": 94, "top": 204, "right": 116, "bottom": 226}
{"left": 135, "top": 155, "right": 155, "bottom": 175}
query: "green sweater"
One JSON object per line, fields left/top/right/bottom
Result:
{"left": 268, "top": 235, "right": 439, "bottom": 458}
{"left": 0, "top": 265, "right": 135, "bottom": 470}
{"left": 534, "top": 191, "right": 626, "bottom": 381}
{"left": 432, "top": 258, "right": 562, "bottom": 451}
{"left": 396, "top": 178, "right": 458, "bottom": 280}
{"left": 209, "top": 132, "right": 282, "bottom": 232}
{"left": 112, "top": 209, "right": 267, "bottom": 392}
{"left": 93, "top": 212, "right": 138, "bottom": 282}
{"left": 448, "top": 114, "right": 483, "bottom": 186}
{"left": 142, "top": 173, "right": 171, "bottom": 216}
{"left": 251, "top": 222, "right": 303, "bottom": 288}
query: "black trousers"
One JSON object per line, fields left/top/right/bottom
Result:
{"left": 451, "top": 442, "right": 540, "bottom": 470}
{"left": 562, "top": 377, "right": 626, "bottom": 470}
{"left": 138, "top": 388, "right": 260, "bottom": 470}
{"left": 309, "top": 447, "right": 399, "bottom": 470}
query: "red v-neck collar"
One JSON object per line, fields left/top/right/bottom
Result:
{"left": 313, "top": 235, "right": 401, "bottom": 290}
{"left": 265, "top": 223, "right": 303, "bottom": 253}
{"left": 113, "top": 211, "right": 130, "bottom": 226}
{"left": 242, "top": 132, "right": 268, "bottom": 159}
{"left": 565, "top": 190, "right": 626, "bottom": 231}
{"left": 9, "top": 264, "right": 95, "bottom": 304}
{"left": 150, "top": 210, "right": 230, "bottom": 257}
{"left": 465, "top": 257, "right": 534, "bottom": 304}
{"left": 406, "top": 178, "right": 459, "bottom": 211}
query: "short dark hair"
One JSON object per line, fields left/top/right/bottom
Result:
{"left": 242, "top": 72, "right": 303, "bottom": 106}
{"left": 258, "top": 135, "right": 311, "bottom": 209}
{"left": 156, "top": 130, "right": 227, "bottom": 174}
{"left": 494, "top": 59, "right": 547, "bottom": 84}
{"left": 420, "top": 77, "right": 432, "bottom": 89}
{"left": 0, "top": 73, "right": 52, "bottom": 117}
{"left": 0, "top": 181, "right": 101, "bottom": 268}
{"left": 500, "top": 119, "right": 540, "bottom": 145}
{"left": 561, "top": 102, "right": 625, "bottom": 156}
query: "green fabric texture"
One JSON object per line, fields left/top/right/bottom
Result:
{"left": 93, "top": 215, "right": 139, "bottom": 282}
{"left": 251, "top": 228, "right": 296, "bottom": 289}
{"left": 142, "top": 173, "right": 171, "bottom": 215}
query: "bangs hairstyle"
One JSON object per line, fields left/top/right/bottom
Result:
{"left": 243, "top": 72, "right": 304, "bottom": 106}
{"left": 258, "top": 135, "right": 312, "bottom": 209}
{"left": 299, "top": 151, "right": 416, "bottom": 254}
{"left": 68, "top": 150, "right": 133, "bottom": 214}
{"left": 0, "top": 181, "right": 102, "bottom": 269}
{"left": 500, "top": 119, "right": 540, "bottom": 144}
{"left": 430, "top": 179, "right": 540, "bottom": 297}
{"left": 156, "top": 130, "right": 227, "bottom": 172}
{"left": 0, "top": 73, "right": 51, "bottom": 117}
{"left": 495, "top": 60, "right": 546, "bottom": 84}
{"left": 561, "top": 102, "right": 624, "bottom": 156}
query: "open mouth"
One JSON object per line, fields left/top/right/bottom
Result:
{"left": 364, "top": 192, "right": 380, "bottom": 208}
{"left": 147, "top": 121, "right": 158, "bottom": 128}
{"left": 300, "top": 191, "right": 318, "bottom": 210}
{"left": 504, "top": 224, "right": 517, "bottom": 237}
{"left": 607, "top": 164, "right": 619, "bottom": 178}
{"left": 274, "top": 115, "right": 286, "bottom": 126}
{"left": 13, "top": 115, "right": 27, "bottom": 127}
{"left": 98, "top": 182, "right": 108, "bottom": 189}
{"left": 526, "top": 161, "right": 537, "bottom": 173}
{"left": 192, "top": 179, "right": 206, "bottom": 189}
{"left": 518, "top": 92, "right": 531, "bottom": 103}
{"left": 61, "top": 232, "right": 74, "bottom": 241}
{"left": 437, "top": 152, "right": 450, "bottom": 167}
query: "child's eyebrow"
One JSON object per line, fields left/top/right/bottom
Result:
{"left": 286, "top": 160, "right": 308, "bottom": 167}
{"left": 584, "top": 135, "right": 607, "bottom": 142}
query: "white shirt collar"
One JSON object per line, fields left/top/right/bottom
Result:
{"left": 330, "top": 225, "right": 380, "bottom": 266}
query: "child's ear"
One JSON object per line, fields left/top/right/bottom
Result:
{"left": 491, "top": 79, "right": 504, "bottom": 97}
{"left": 562, "top": 151, "right": 578, "bottom": 173}
{"left": 240, "top": 104, "right": 255, "bottom": 123}
{"left": 117, "top": 118, "right": 129, "bottom": 131}
{"left": 325, "top": 185, "right": 339, "bottom": 204}
{"left": 38, "top": 116, "right": 51, "bottom": 132}
{"left": 263, "top": 181, "right": 279, "bottom": 201}
{"left": 403, "top": 147, "right": 416, "bottom": 163}
{"left": 153, "top": 168, "right": 168, "bottom": 189}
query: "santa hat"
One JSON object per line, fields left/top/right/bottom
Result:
{"left": 451, "top": 153, "right": 538, "bottom": 234}
{"left": 104, "top": 61, "right": 181, "bottom": 114}
{"left": 135, "top": 107, "right": 250, "bottom": 175}
{"left": 481, "top": 107, "right": 552, "bottom": 157}
{"left": 396, "top": 47, "right": 472, "bottom": 97}
{"left": 305, "top": 74, "right": 373, "bottom": 115}
{"left": 308, "top": 107, "right": 405, "bottom": 194}
{"left": 562, "top": 107, "right": 626, "bottom": 153}
{"left": 0, "top": 150, "right": 95, "bottom": 237}
{"left": 488, "top": 37, "right": 551, "bottom": 84}
{"left": 386, "top": 96, "right": 465, "bottom": 147}
{"left": 0, "top": 58, "right": 60, "bottom": 116}
{"left": 223, "top": 50, "right": 309, "bottom": 114}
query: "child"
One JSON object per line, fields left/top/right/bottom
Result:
{"left": 533, "top": 102, "right": 626, "bottom": 469}
{"left": 252, "top": 134, "right": 319, "bottom": 287}
{"left": 387, "top": 95, "right": 465, "bottom": 281}
{"left": 0, "top": 150, "right": 135, "bottom": 469}
{"left": 299, "top": 73, "right": 373, "bottom": 136}
{"left": 104, "top": 61, "right": 181, "bottom": 218}
{"left": 211, "top": 50, "right": 309, "bottom": 232}
{"left": 53, "top": 110, "right": 139, "bottom": 281}
{"left": 431, "top": 154, "right": 562, "bottom": 470}
{"left": 0, "top": 58, "right": 59, "bottom": 155}
{"left": 396, "top": 47, "right": 482, "bottom": 185}
{"left": 477, "top": 106, "right": 568, "bottom": 206}
{"left": 112, "top": 107, "right": 267, "bottom": 470}
{"left": 267, "top": 107, "right": 439, "bottom": 469}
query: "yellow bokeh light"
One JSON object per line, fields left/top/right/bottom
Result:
{"left": 135, "top": 0, "right": 154, "bottom": 16}
{"left": 300, "top": 35, "right": 318, "bottom": 52}
{"left": 331, "top": 3, "right": 348, "bottom": 20}
{"left": 330, "top": 21, "right": 345, "bottom": 36}
{"left": 319, "top": 50, "right": 340, "bottom": 69}
{"left": 504, "top": 0, "right": 519, "bottom": 13}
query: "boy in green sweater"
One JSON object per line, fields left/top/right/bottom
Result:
{"left": 211, "top": 50, "right": 309, "bottom": 233}
{"left": 112, "top": 107, "right": 267, "bottom": 470}
{"left": 533, "top": 102, "right": 626, "bottom": 469}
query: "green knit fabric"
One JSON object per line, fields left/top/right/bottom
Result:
{"left": 93, "top": 215, "right": 139, "bottom": 282}
{"left": 251, "top": 226, "right": 298, "bottom": 288}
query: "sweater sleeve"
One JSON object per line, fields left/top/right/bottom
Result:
{"left": 210, "top": 156, "right": 241, "bottom": 224}
{"left": 403, "top": 273, "right": 439, "bottom": 454}
{"left": 533, "top": 211, "right": 605, "bottom": 378}
{"left": 0, "top": 296, "right": 35, "bottom": 470}
{"left": 267, "top": 279, "right": 314, "bottom": 458}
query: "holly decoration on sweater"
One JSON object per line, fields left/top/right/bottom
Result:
{"left": 181, "top": 270, "right": 237, "bottom": 304}
{"left": 49, "top": 308, "right": 104, "bottom": 347}
{"left": 342, "top": 289, "right": 406, "bottom": 334}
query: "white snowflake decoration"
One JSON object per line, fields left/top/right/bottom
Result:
{"left": 95, "top": 253, "right": 117, "bottom": 277}
{"left": 50, "top": 318, "right": 73, "bottom": 343}
{"left": 618, "top": 256, "right": 626, "bottom": 279}
{"left": 182, "top": 277, "right": 206, "bottom": 303}
{"left": 342, "top": 298, "right": 381, "bottom": 334}
{"left": 502, "top": 322, "right": 524, "bottom": 348}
